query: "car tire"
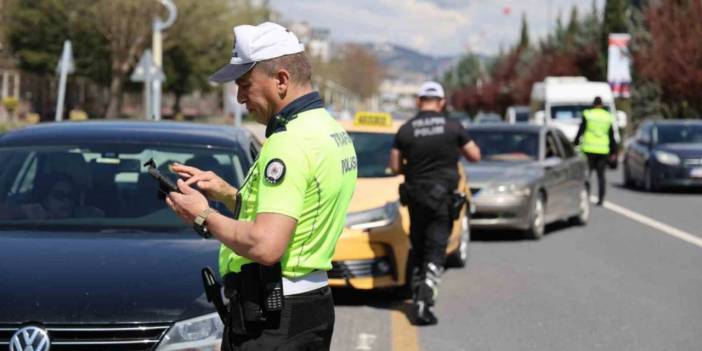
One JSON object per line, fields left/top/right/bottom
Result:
{"left": 623, "top": 159, "right": 634, "bottom": 188}
{"left": 644, "top": 165, "right": 658, "bottom": 192}
{"left": 526, "top": 194, "right": 545, "bottom": 240}
{"left": 446, "top": 215, "right": 470, "bottom": 268}
{"left": 571, "top": 185, "right": 590, "bottom": 226}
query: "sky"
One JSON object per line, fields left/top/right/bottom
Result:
{"left": 269, "top": 0, "right": 605, "bottom": 57}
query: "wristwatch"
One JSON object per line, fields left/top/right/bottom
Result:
{"left": 193, "top": 208, "right": 217, "bottom": 238}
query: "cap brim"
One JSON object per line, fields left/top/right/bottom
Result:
{"left": 208, "top": 62, "right": 256, "bottom": 83}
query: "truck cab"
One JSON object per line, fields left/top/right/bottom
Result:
{"left": 530, "top": 76, "right": 627, "bottom": 142}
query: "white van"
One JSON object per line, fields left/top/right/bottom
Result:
{"left": 530, "top": 76, "right": 627, "bottom": 142}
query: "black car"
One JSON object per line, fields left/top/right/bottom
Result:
{"left": 0, "top": 121, "right": 260, "bottom": 350}
{"left": 623, "top": 120, "right": 702, "bottom": 191}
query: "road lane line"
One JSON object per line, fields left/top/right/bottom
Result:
{"left": 355, "top": 333, "right": 377, "bottom": 350}
{"left": 391, "top": 306, "right": 420, "bottom": 351}
{"left": 591, "top": 196, "right": 702, "bottom": 249}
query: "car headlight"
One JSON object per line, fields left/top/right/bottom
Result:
{"left": 654, "top": 150, "right": 681, "bottom": 166}
{"left": 155, "top": 312, "right": 224, "bottom": 351}
{"left": 346, "top": 202, "right": 400, "bottom": 231}
{"left": 479, "top": 183, "right": 531, "bottom": 197}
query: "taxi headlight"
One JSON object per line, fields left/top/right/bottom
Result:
{"left": 155, "top": 312, "right": 224, "bottom": 351}
{"left": 479, "top": 183, "right": 531, "bottom": 197}
{"left": 654, "top": 150, "right": 681, "bottom": 166}
{"left": 346, "top": 202, "right": 400, "bottom": 230}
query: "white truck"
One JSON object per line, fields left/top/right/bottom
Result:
{"left": 530, "top": 76, "right": 627, "bottom": 142}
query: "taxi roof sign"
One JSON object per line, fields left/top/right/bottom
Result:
{"left": 353, "top": 112, "right": 393, "bottom": 128}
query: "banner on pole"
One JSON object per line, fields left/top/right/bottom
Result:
{"left": 607, "top": 33, "right": 632, "bottom": 98}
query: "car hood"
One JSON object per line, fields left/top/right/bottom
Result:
{"left": 348, "top": 176, "right": 403, "bottom": 212}
{"left": 656, "top": 143, "right": 702, "bottom": 158}
{"left": 465, "top": 162, "right": 542, "bottom": 186}
{"left": 0, "top": 230, "right": 219, "bottom": 324}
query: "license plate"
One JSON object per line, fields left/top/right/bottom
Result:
{"left": 691, "top": 168, "right": 702, "bottom": 178}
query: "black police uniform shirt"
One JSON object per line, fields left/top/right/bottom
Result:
{"left": 393, "top": 110, "right": 472, "bottom": 188}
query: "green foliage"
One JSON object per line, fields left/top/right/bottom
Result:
{"left": 442, "top": 53, "right": 483, "bottom": 91}
{"left": 519, "top": 14, "right": 530, "bottom": 49}
{"left": 2, "top": 0, "right": 111, "bottom": 84}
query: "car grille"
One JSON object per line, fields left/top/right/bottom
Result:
{"left": 0, "top": 324, "right": 170, "bottom": 351}
{"left": 328, "top": 257, "right": 393, "bottom": 279}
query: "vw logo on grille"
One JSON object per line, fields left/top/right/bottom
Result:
{"left": 9, "top": 326, "right": 50, "bottom": 351}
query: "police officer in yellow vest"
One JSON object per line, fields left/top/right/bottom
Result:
{"left": 574, "top": 96, "right": 618, "bottom": 206}
{"left": 165, "top": 22, "right": 357, "bottom": 350}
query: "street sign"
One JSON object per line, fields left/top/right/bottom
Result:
{"left": 131, "top": 50, "right": 164, "bottom": 120}
{"left": 131, "top": 50, "right": 164, "bottom": 82}
{"left": 55, "top": 40, "right": 74, "bottom": 121}
{"left": 56, "top": 40, "right": 75, "bottom": 74}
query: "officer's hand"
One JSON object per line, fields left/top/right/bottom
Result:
{"left": 165, "top": 179, "right": 209, "bottom": 224}
{"left": 170, "top": 163, "right": 238, "bottom": 203}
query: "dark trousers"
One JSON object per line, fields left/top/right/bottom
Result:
{"left": 407, "top": 189, "right": 452, "bottom": 285}
{"left": 222, "top": 287, "right": 335, "bottom": 351}
{"left": 586, "top": 153, "right": 608, "bottom": 203}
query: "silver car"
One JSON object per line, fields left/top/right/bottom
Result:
{"left": 464, "top": 124, "right": 590, "bottom": 239}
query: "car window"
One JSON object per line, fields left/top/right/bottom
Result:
{"left": 348, "top": 132, "right": 395, "bottom": 178}
{"left": 636, "top": 124, "right": 652, "bottom": 144}
{"left": 555, "top": 130, "right": 576, "bottom": 158}
{"left": 545, "top": 132, "right": 563, "bottom": 159}
{"left": 469, "top": 130, "right": 539, "bottom": 161}
{"left": 0, "top": 144, "right": 249, "bottom": 231}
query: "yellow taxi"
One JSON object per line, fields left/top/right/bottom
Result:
{"left": 328, "top": 112, "right": 471, "bottom": 291}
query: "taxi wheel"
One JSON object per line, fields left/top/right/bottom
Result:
{"left": 446, "top": 215, "right": 470, "bottom": 268}
{"left": 526, "top": 194, "right": 545, "bottom": 240}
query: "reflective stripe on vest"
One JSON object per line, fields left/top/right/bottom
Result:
{"left": 581, "top": 108, "right": 612, "bottom": 155}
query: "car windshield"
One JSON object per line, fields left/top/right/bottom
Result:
{"left": 656, "top": 124, "right": 702, "bottom": 144}
{"left": 550, "top": 104, "right": 610, "bottom": 121}
{"left": 0, "top": 144, "right": 247, "bottom": 231}
{"left": 348, "top": 132, "right": 395, "bottom": 178}
{"left": 469, "top": 130, "right": 540, "bottom": 161}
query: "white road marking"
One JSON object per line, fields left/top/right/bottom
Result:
{"left": 355, "top": 333, "right": 377, "bottom": 350}
{"left": 591, "top": 196, "right": 702, "bottom": 249}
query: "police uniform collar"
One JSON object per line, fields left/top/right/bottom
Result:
{"left": 414, "top": 110, "right": 445, "bottom": 119}
{"left": 265, "top": 91, "right": 325, "bottom": 137}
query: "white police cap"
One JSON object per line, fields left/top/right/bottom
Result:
{"left": 210, "top": 22, "right": 305, "bottom": 83}
{"left": 417, "top": 81, "right": 445, "bottom": 99}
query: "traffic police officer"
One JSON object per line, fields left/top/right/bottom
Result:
{"left": 574, "top": 96, "right": 618, "bottom": 206}
{"left": 166, "top": 22, "right": 357, "bottom": 350}
{"left": 390, "top": 81, "right": 481, "bottom": 325}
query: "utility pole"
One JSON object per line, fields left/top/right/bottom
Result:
{"left": 152, "top": 0, "right": 177, "bottom": 120}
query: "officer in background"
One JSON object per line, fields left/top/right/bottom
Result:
{"left": 166, "top": 22, "right": 357, "bottom": 350}
{"left": 574, "top": 96, "right": 618, "bottom": 206}
{"left": 390, "top": 81, "right": 481, "bottom": 325}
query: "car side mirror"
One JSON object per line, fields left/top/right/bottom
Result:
{"left": 616, "top": 110, "right": 628, "bottom": 129}
{"left": 534, "top": 110, "right": 545, "bottom": 125}
{"left": 543, "top": 156, "right": 561, "bottom": 169}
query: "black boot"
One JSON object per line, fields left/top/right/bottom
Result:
{"left": 412, "top": 282, "right": 438, "bottom": 326}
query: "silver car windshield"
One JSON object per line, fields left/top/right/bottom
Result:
{"left": 470, "top": 131, "right": 539, "bottom": 161}
{"left": 0, "top": 144, "right": 247, "bottom": 231}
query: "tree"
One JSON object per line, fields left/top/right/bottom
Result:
{"left": 518, "top": 13, "right": 530, "bottom": 49}
{"left": 320, "top": 44, "right": 384, "bottom": 101}
{"left": 634, "top": 0, "right": 702, "bottom": 117}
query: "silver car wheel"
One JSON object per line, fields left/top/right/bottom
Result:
{"left": 458, "top": 216, "right": 469, "bottom": 261}
{"left": 576, "top": 187, "right": 590, "bottom": 225}
{"left": 529, "top": 196, "right": 545, "bottom": 239}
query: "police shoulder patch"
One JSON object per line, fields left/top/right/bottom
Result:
{"left": 264, "top": 158, "right": 286, "bottom": 184}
